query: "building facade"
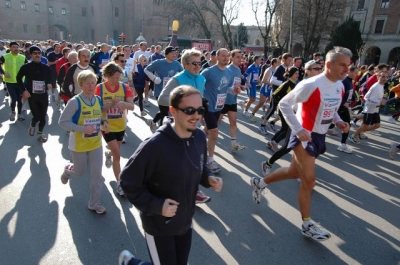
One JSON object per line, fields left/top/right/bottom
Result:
{"left": 0, "top": 0, "right": 221, "bottom": 49}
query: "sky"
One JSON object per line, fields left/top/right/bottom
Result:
{"left": 232, "top": 2, "right": 261, "bottom": 26}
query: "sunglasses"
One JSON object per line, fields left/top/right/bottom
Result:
{"left": 119, "top": 60, "right": 126, "bottom": 63}
{"left": 177, "top": 106, "right": 205, "bottom": 115}
{"left": 311, "top": 67, "right": 322, "bottom": 71}
{"left": 188, "top": 61, "right": 202, "bottom": 66}
{"left": 31, "top": 51, "right": 41, "bottom": 55}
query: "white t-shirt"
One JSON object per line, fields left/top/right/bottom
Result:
{"left": 363, "top": 82, "right": 384, "bottom": 113}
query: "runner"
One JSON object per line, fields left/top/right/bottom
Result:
{"left": 118, "top": 85, "right": 223, "bottom": 265}
{"left": 58, "top": 70, "right": 110, "bottom": 214}
{"left": 250, "top": 46, "right": 352, "bottom": 241}
{"left": 16, "top": 45, "right": 52, "bottom": 142}
{"left": 242, "top": 55, "right": 262, "bottom": 122}
{"left": 95, "top": 62, "right": 134, "bottom": 196}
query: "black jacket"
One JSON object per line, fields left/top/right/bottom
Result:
{"left": 120, "top": 119, "right": 212, "bottom": 236}
{"left": 16, "top": 61, "right": 52, "bottom": 94}
{"left": 61, "top": 63, "right": 99, "bottom": 98}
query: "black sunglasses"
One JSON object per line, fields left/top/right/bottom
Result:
{"left": 119, "top": 60, "right": 126, "bottom": 63}
{"left": 188, "top": 61, "right": 202, "bottom": 66}
{"left": 311, "top": 67, "right": 322, "bottom": 71}
{"left": 31, "top": 51, "right": 41, "bottom": 55}
{"left": 177, "top": 106, "right": 205, "bottom": 115}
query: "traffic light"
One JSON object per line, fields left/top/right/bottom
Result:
{"left": 121, "top": 33, "right": 126, "bottom": 43}
{"left": 118, "top": 34, "right": 122, "bottom": 43}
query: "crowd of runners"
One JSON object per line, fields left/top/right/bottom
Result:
{"left": 0, "top": 38, "right": 399, "bottom": 265}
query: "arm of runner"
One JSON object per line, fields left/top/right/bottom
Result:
{"left": 143, "top": 67, "right": 161, "bottom": 84}
{"left": 58, "top": 99, "right": 85, "bottom": 132}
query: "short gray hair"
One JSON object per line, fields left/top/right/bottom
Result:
{"left": 326, "top": 46, "right": 353, "bottom": 63}
{"left": 181, "top": 49, "right": 202, "bottom": 64}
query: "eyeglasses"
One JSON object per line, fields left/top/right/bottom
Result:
{"left": 176, "top": 106, "right": 206, "bottom": 115}
{"left": 188, "top": 61, "right": 202, "bottom": 66}
{"left": 31, "top": 51, "right": 41, "bottom": 55}
{"left": 310, "top": 67, "right": 322, "bottom": 71}
{"left": 119, "top": 60, "right": 126, "bottom": 63}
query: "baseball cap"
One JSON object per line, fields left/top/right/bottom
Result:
{"left": 165, "top": 46, "right": 176, "bottom": 55}
{"left": 210, "top": 50, "right": 217, "bottom": 56}
{"left": 305, "top": 60, "right": 318, "bottom": 70}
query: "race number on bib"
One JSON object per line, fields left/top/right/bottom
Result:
{"left": 234, "top": 77, "right": 241, "bottom": 85}
{"left": 106, "top": 107, "right": 123, "bottom": 119}
{"left": 215, "top": 93, "right": 227, "bottom": 110}
{"left": 83, "top": 118, "right": 101, "bottom": 138}
{"left": 32, "top": 80, "right": 45, "bottom": 93}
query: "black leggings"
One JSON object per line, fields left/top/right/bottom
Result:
{"left": 337, "top": 105, "right": 350, "bottom": 144}
{"left": 143, "top": 228, "right": 192, "bottom": 265}
{"left": 392, "top": 111, "right": 400, "bottom": 119}
{"left": 271, "top": 110, "right": 288, "bottom": 143}
{"left": 263, "top": 96, "right": 277, "bottom": 122}
{"left": 28, "top": 93, "right": 48, "bottom": 132}
{"left": 135, "top": 87, "right": 144, "bottom": 112}
{"left": 153, "top": 105, "right": 170, "bottom": 125}
{"left": 268, "top": 111, "right": 292, "bottom": 165}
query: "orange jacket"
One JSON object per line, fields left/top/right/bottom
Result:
{"left": 390, "top": 83, "right": 400, "bottom": 98}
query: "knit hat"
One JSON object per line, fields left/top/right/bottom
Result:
{"left": 165, "top": 46, "right": 176, "bottom": 55}
{"left": 287, "top": 67, "right": 299, "bottom": 78}
{"left": 29, "top": 45, "right": 41, "bottom": 54}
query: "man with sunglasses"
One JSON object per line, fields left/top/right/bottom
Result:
{"left": 144, "top": 46, "right": 183, "bottom": 128}
{"left": 16, "top": 46, "right": 52, "bottom": 142}
{"left": 119, "top": 85, "right": 222, "bottom": 265}
{"left": 201, "top": 48, "right": 241, "bottom": 174}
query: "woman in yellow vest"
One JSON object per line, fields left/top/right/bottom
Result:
{"left": 58, "top": 70, "right": 110, "bottom": 214}
{"left": 95, "top": 62, "right": 135, "bottom": 196}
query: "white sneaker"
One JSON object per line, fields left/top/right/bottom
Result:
{"left": 207, "top": 160, "right": 221, "bottom": 174}
{"left": 243, "top": 110, "right": 250, "bottom": 117}
{"left": 389, "top": 142, "right": 399, "bottom": 160}
{"left": 117, "top": 184, "right": 125, "bottom": 196}
{"left": 238, "top": 100, "right": 246, "bottom": 110}
{"left": 141, "top": 111, "right": 147, "bottom": 116}
{"left": 388, "top": 116, "right": 396, "bottom": 124}
{"left": 231, "top": 143, "right": 246, "bottom": 151}
{"left": 360, "top": 132, "right": 368, "bottom": 139}
{"left": 302, "top": 222, "right": 331, "bottom": 241}
{"left": 337, "top": 145, "right": 353, "bottom": 154}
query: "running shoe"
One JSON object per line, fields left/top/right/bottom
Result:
{"left": 118, "top": 250, "right": 135, "bottom": 265}
{"left": 389, "top": 142, "right": 399, "bottom": 160}
{"left": 368, "top": 130, "right": 380, "bottom": 136}
{"left": 388, "top": 117, "right": 396, "bottom": 124}
{"left": 88, "top": 202, "right": 106, "bottom": 214}
{"left": 238, "top": 100, "right": 246, "bottom": 110}
{"left": 122, "top": 136, "right": 126, "bottom": 144}
{"left": 350, "top": 120, "right": 358, "bottom": 129}
{"left": 243, "top": 110, "right": 250, "bottom": 117}
{"left": 207, "top": 160, "right": 221, "bottom": 174}
{"left": 250, "top": 177, "right": 266, "bottom": 204}
{"left": 141, "top": 111, "right": 147, "bottom": 117}
{"left": 61, "top": 163, "right": 73, "bottom": 184}
{"left": 267, "top": 140, "right": 279, "bottom": 152}
{"left": 261, "top": 161, "right": 271, "bottom": 177}
{"left": 337, "top": 145, "right": 353, "bottom": 154}
{"left": 258, "top": 125, "right": 268, "bottom": 135}
{"left": 144, "top": 99, "right": 150, "bottom": 107}
{"left": 28, "top": 126, "right": 35, "bottom": 136}
{"left": 327, "top": 129, "right": 339, "bottom": 136}
{"left": 196, "top": 190, "right": 211, "bottom": 204}
{"left": 249, "top": 113, "right": 256, "bottom": 122}
{"left": 37, "top": 133, "right": 48, "bottom": 143}
{"left": 105, "top": 151, "right": 112, "bottom": 168}
{"left": 267, "top": 122, "right": 276, "bottom": 132}
{"left": 117, "top": 184, "right": 125, "bottom": 196}
{"left": 18, "top": 114, "right": 25, "bottom": 121}
{"left": 145, "top": 119, "right": 157, "bottom": 133}
{"left": 359, "top": 132, "right": 368, "bottom": 139}
{"left": 10, "top": 112, "right": 16, "bottom": 121}
{"left": 350, "top": 134, "right": 361, "bottom": 144}
{"left": 231, "top": 143, "right": 246, "bottom": 151}
{"left": 302, "top": 223, "right": 331, "bottom": 241}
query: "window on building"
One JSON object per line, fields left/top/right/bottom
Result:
{"left": 380, "top": 0, "right": 389, "bottom": 9}
{"left": 20, "top": 1, "right": 26, "bottom": 10}
{"left": 6, "top": 0, "right": 11, "bottom": 8}
{"left": 357, "top": 0, "right": 365, "bottom": 10}
{"left": 36, "top": 25, "right": 41, "bottom": 34}
{"left": 115, "top": 7, "right": 119, "bottom": 17}
{"left": 49, "top": 6, "right": 53, "bottom": 13}
{"left": 82, "top": 7, "right": 87, "bottom": 17}
{"left": 91, "top": 29, "right": 95, "bottom": 40}
{"left": 23, "top": 24, "right": 28, "bottom": 33}
{"left": 355, "top": 20, "right": 361, "bottom": 30}
{"left": 374, "top": 19, "right": 385, "bottom": 33}
{"left": 62, "top": 8, "right": 66, "bottom": 15}
{"left": 35, "top": 4, "right": 40, "bottom": 12}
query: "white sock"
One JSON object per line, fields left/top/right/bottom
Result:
{"left": 302, "top": 219, "right": 313, "bottom": 227}
{"left": 258, "top": 179, "right": 268, "bottom": 188}
{"left": 207, "top": 156, "right": 214, "bottom": 163}
{"left": 231, "top": 138, "right": 237, "bottom": 146}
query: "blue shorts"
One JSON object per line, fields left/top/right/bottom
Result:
{"left": 288, "top": 132, "right": 326, "bottom": 158}
{"left": 247, "top": 84, "right": 257, "bottom": 98}
{"left": 260, "top": 84, "right": 272, "bottom": 97}
{"left": 204, "top": 111, "right": 221, "bottom": 130}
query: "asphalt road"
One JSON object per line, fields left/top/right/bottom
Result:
{"left": 0, "top": 85, "right": 399, "bottom": 265}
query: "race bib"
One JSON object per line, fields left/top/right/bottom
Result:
{"left": 163, "top": 77, "right": 171, "bottom": 88}
{"left": 253, "top": 73, "right": 259, "bottom": 82}
{"left": 234, "top": 77, "right": 241, "bottom": 85}
{"left": 83, "top": 118, "right": 101, "bottom": 138}
{"left": 215, "top": 93, "right": 227, "bottom": 109}
{"left": 106, "top": 107, "right": 123, "bottom": 119}
{"left": 32, "top": 80, "right": 45, "bottom": 93}
{"left": 321, "top": 100, "right": 339, "bottom": 124}
{"left": 102, "top": 59, "right": 110, "bottom": 65}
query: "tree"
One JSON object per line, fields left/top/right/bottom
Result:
{"left": 233, "top": 23, "right": 249, "bottom": 49}
{"left": 251, "top": 0, "right": 281, "bottom": 56}
{"left": 274, "top": 0, "right": 347, "bottom": 58}
{"left": 325, "top": 17, "right": 363, "bottom": 61}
